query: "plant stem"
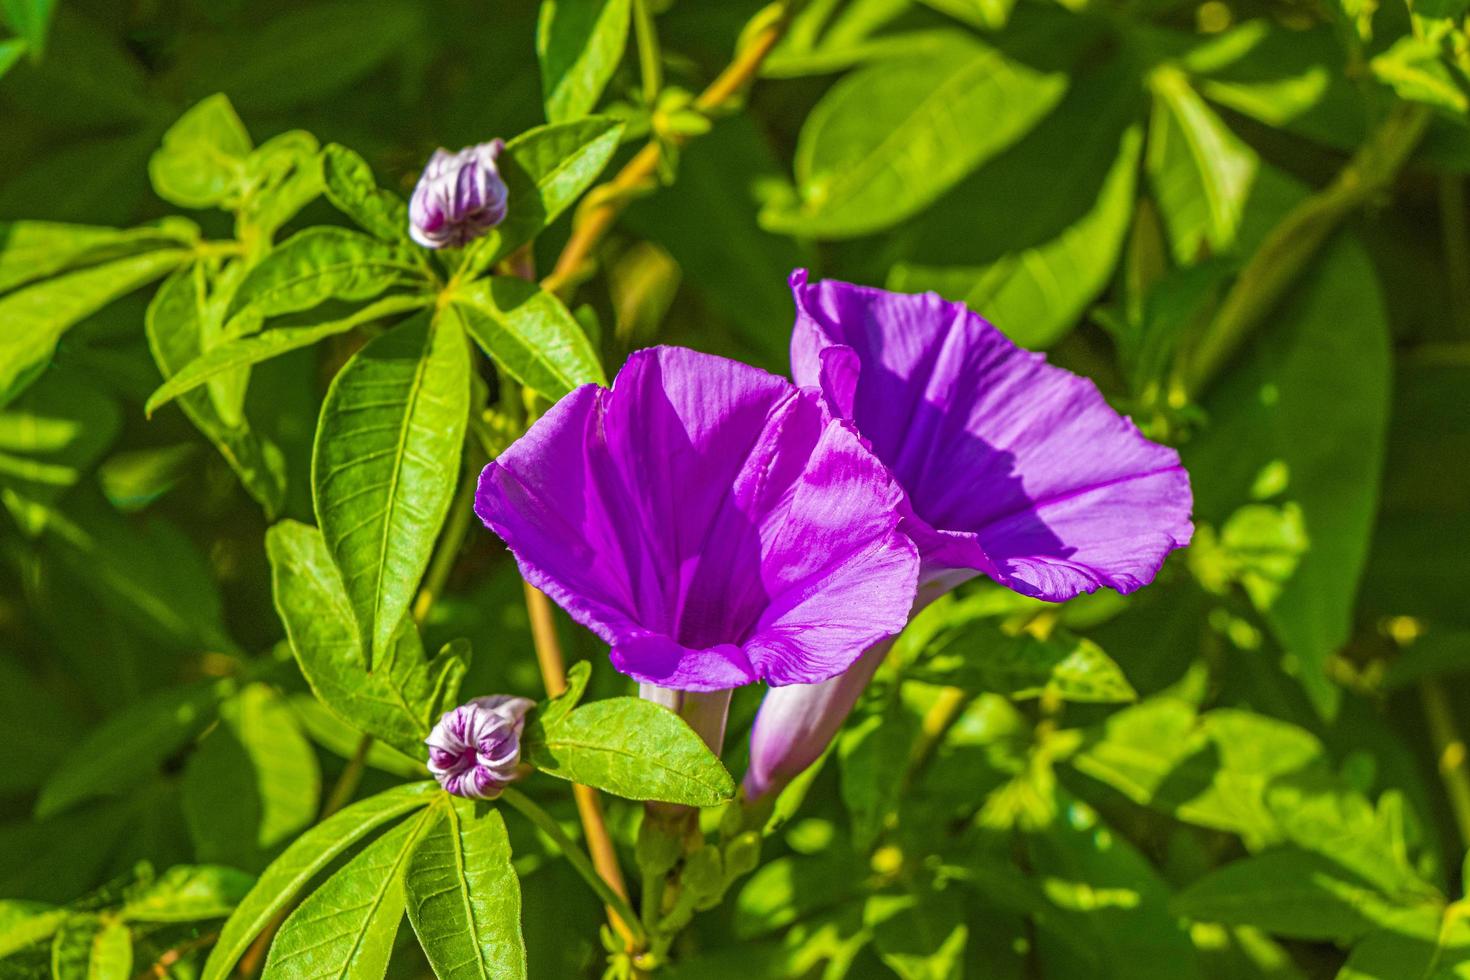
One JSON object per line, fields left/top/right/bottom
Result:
{"left": 501, "top": 787, "right": 648, "bottom": 946}
{"left": 541, "top": 3, "right": 793, "bottom": 299}
{"left": 413, "top": 459, "right": 481, "bottom": 624}
{"left": 1181, "top": 101, "right": 1431, "bottom": 399}
{"left": 524, "top": 580, "right": 639, "bottom": 952}
{"left": 1419, "top": 681, "right": 1470, "bottom": 849}
{"left": 632, "top": 0, "right": 663, "bottom": 106}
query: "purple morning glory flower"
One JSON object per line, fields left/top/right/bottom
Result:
{"left": 427, "top": 695, "right": 535, "bottom": 799}
{"left": 744, "top": 272, "right": 1194, "bottom": 800}
{"left": 408, "top": 139, "right": 510, "bottom": 249}
{"left": 475, "top": 346, "right": 920, "bottom": 693}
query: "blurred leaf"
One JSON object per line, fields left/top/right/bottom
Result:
{"left": 312, "top": 311, "right": 470, "bottom": 665}
{"left": 524, "top": 697, "right": 736, "bottom": 805}
{"left": 144, "top": 293, "right": 430, "bottom": 415}
{"left": 146, "top": 264, "right": 287, "bottom": 515}
{"left": 1147, "top": 68, "right": 1258, "bottom": 262}
{"left": 201, "top": 781, "right": 437, "bottom": 980}
{"left": 264, "top": 806, "right": 436, "bottom": 979}
{"left": 405, "top": 800, "right": 526, "bottom": 980}
{"left": 185, "top": 1, "right": 423, "bottom": 113}
{"left": 448, "top": 276, "right": 605, "bottom": 399}
{"left": 147, "top": 94, "right": 253, "bottom": 210}
{"left": 0, "top": 247, "right": 187, "bottom": 408}
{"left": 866, "top": 889, "right": 968, "bottom": 980}
{"left": 33, "top": 679, "right": 233, "bottom": 819}
{"left": 97, "top": 443, "right": 199, "bottom": 512}
{"left": 227, "top": 226, "right": 429, "bottom": 323}
{"left": 839, "top": 697, "right": 918, "bottom": 848}
{"left": 0, "top": 803, "right": 131, "bottom": 904}
{"left": 1186, "top": 236, "right": 1390, "bottom": 716}
{"left": 1171, "top": 848, "right": 1404, "bottom": 940}
{"left": 0, "top": 9, "right": 160, "bottom": 127}
{"left": 762, "top": 33, "right": 1066, "bottom": 237}
{"left": 182, "top": 684, "right": 321, "bottom": 869}
{"left": 238, "top": 130, "right": 323, "bottom": 241}
{"left": 0, "top": 37, "right": 25, "bottom": 79}
{"left": 466, "top": 117, "right": 626, "bottom": 269}
{"left": 0, "top": 366, "right": 121, "bottom": 535}
{"left": 1371, "top": 37, "right": 1468, "bottom": 115}
{"left": 733, "top": 852, "right": 867, "bottom": 940}
{"left": 1337, "top": 906, "right": 1470, "bottom": 979}
{"left": 0, "top": 218, "right": 197, "bottom": 294}
{"left": 51, "top": 916, "right": 130, "bottom": 980}
{"left": 119, "top": 865, "right": 254, "bottom": 923}
{"left": 904, "top": 594, "right": 1136, "bottom": 703}
{"left": 266, "top": 520, "right": 468, "bottom": 758}
{"left": 321, "top": 143, "right": 410, "bottom": 243}
{"left": 537, "top": 0, "right": 632, "bottom": 123}
{"left": 0, "top": 658, "right": 75, "bottom": 797}
{"left": 0, "top": 0, "right": 56, "bottom": 58}
{"left": 0, "top": 901, "right": 67, "bottom": 958}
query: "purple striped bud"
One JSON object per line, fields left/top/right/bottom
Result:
{"left": 408, "top": 140, "right": 509, "bottom": 249}
{"left": 426, "top": 695, "right": 534, "bottom": 799}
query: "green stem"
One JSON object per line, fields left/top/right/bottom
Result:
{"left": 501, "top": 787, "right": 649, "bottom": 946}
{"left": 412, "top": 458, "right": 480, "bottom": 624}
{"left": 1419, "top": 681, "right": 1470, "bottom": 850}
{"left": 1181, "top": 101, "right": 1431, "bottom": 399}
{"left": 632, "top": 0, "right": 663, "bottom": 106}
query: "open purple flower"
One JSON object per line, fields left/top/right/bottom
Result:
{"left": 427, "top": 695, "right": 534, "bottom": 799}
{"left": 745, "top": 273, "right": 1193, "bottom": 800}
{"left": 475, "top": 346, "right": 920, "bottom": 693}
{"left": 409, "top": 139, "right": 509, "bottom": 248}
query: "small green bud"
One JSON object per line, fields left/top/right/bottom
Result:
{"left": 682, "top": 845, "right": 724, "bottom": 907}
{"left": 636, "top": 816, "right": 683, "bottom": 876}
{"left": 723, "top": 832, "right": 760, "bottom": 879}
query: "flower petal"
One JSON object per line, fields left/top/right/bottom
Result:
{"left": 790, "top": 270, "right": 1192, "bottom": 601}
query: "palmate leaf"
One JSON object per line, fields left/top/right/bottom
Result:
{"left": 200, "top": 781, "right": 439, "bottom": 980}
{"left": 524, "top": 697, "right": 735, "bottom": 806}
{"left": 405, "top": 800, "right": 526, "bottom": 980}
{"left": 447, "top": 276, "right": 605, "bottom": 400}
{"left": 0, "top": 247, "right": 189, "bottom": 408}
{"left": 311, "top": 311, "right": 471, "bottom": 666}
{"left": 266, "top": 520, "right": 468, "bottom": 759}
{"left": 263, "top": 806, "right": 438, "bottom": 980}
{"left": 537, "top": 0, "right": 632, "bottom": 123}
{"left": 761, "top": 32, "right": 1066, "bottom": 238}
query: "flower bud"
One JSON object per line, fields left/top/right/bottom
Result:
{"left": 426, "top": 694, "right": 534, "bottom": 799}
{"left": 408, "top": 139, "right": 509, "bottom": 249}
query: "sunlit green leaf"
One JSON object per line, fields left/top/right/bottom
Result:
{"left": 120, "top": 865, "right": 254, "bottom": 923}
{"left": 321, "top": 143, "right": 410, "bottom": 243}
{"left": 537, "top": 0, "right": 631, "bottom": 123}
{"left": 148, "top": 94, "right": 253, "bottom": 210}
{"left": 227, "top": 227, "right": 430, "bottom": 323}
{"left": 448, "top": 276, "right": 604, "bottom": 399}
{"left": 312, "top": 312, "right": 470, "bottom": 665}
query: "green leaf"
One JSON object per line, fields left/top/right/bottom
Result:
{"left": 0, "top": 901, "right": 68, "bottom": 958}
{"left": 1146, "top": 68, "right": 1258, "bottom": 262}
{"left": 144, "top": 293, "right": 431, "bottom": 415}
{"left": 0, "top": 218, "right": 197, "bottom": 294}
{"left": 537, "top": 0, "right": 632, "bottom": 123}
{"left": 266, "top": 520, "right": 469, "bottom": 758}
{"left": 145, "top": 264, "right": 287, "bottom": 515}
{"left": 839, "top": 697, "right": 919, "bottom": 849}
{"left": 524, "top": 697, "right": 736, "bottom": 806}
{"left": 312, "top": 312, "right": 470, "bottom": 665}
{"left": 538, "top": 660, "right": 591, "bottom": 729}
{"left": 1338, "top": 907, "right": 1470, "bottom": 980}
{"left": 321, "top": 143, "right": 410, "bottom": 243}
{"left": 201, "top": 781, "right": 438, "bottom": 980}
{"left": 1171, "top": 848, "right": 1402, "bottom": 941}
{"left": 227, "top": 227, "right": 430, "bottom": 323}
{"left": 288, "top": 694, "right": 427, "bottom": 778}
{"left": 466, "top": 117, "right": 625, "bottom": 269}
{"left": 1371, "top": 37, "right": 1469, "bottom": 115}
{"left": 762, "top": 34, "right": 1066, "bottom": 238}
{"left": 904, "top": 594, "right": 1136, "bottom": 703}
{"left": 34, "top": 680, "right": 233, "bottom": 819}
{"left": 239, "top": 130, "right": 323, "bottom": 241}
{"left": 97, "top": 443, "right": 199, "bottom": 512}
{"left": 1184, "top": 235, "right": 1390, "bottom": 716}
{"left": 0, "top": 37, "right": 25, "bottom": 79}
{"left": 263, "top": 806, "right": 437, "bottom": 980}
{"left": 148, "top": 94, "right": 253, "bottom": 210}
{"left": 866, "top": 889, "right": 968, "bottom": 980}
{"left": 51, "top": 916, "right": 130, "bottom": 980}
{"left": 405, "top": 801, "right": 527, "bottom": 980}
{"left": 0, "top": 366, "right": 121, "bottom": 535}
{"left": 0, "top": 248, "right": 188, "bottom": 408}
{"left": 120, "top": 865, "right": 254, "bottom": 923}
{"left": 0, "top": 0, "right": 56, "bottom": 57}
{"left": 733, "top": 852, "right": 867, "bottom": 940}
{"left": 448, "top": 276, "right": 605, "bottom": 399}
{"left": 182, "top": 683, "right": 321, "bottom": 868}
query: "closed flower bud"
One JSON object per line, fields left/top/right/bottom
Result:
{"left": 426, "top": 695, "right": 534, "bottom": 799}
{"left": 408, "top": 139, "right": 510, "bottom": 249}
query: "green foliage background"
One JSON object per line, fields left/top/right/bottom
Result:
{"left": 0, "top": 0, "right": 1467, "bottom": 977}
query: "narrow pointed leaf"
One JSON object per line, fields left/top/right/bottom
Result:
{"left": 448, "top": 276, "right": 604, "bottom": 399}
{"left": 537, "top": 0, "right": 632, "bottom": 123}
{"left": 321, "top": 143, "right": 410, "bottom": 242}
{"left": 227, "top": 226, "right": 429, "bottom": 322}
